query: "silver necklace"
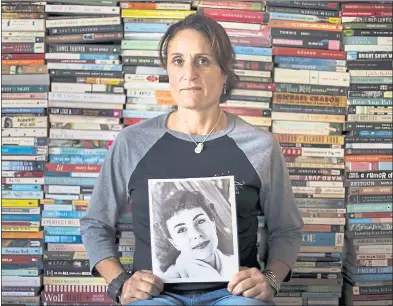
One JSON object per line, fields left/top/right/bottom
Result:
{"left": 185, "top": 110, "right": 223, "bottom": 154}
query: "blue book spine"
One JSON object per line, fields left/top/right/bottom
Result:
{"left": 347, "top": 51, "right": 392, "bottom": 60}
{"left": 301, "top": 232, "right": 343, "bottom": 246}
{"left": 2, "top": 269, "right": 40, "bottom": 277}
{"left": 2, "top": 248, "right": 43, "bottom": 255}
{"left": 44, "top": 235, "right": 82, "bottom": 243}
{"left": 358, "top": 131, "right": 393, "bottom": 137}
{"left": 352, "top": 266, "right": 393, "bottom": 274}
{"left": 1, "top": 191, "right": 43, "bottom": 199}
{"left": 52, "top": 64, "right": 122, "bottom": 71}
{"left": 3, "top": 184, "right": 41, "bottom": 192}
{"left": 124, "top": 23, "right": 169, "bottom": 33}
{"left": 122, "top": 110, "right": 167, "bottom": 118}
{"left": 2, "top": 214, "right": 41, "bottom": 221}
{"left": 344, "top": 37, "right": 381, "bottom": 45}
{"left": 44, "top": 227, "right": 80, "bottom": 236}
{"left": 44, "top": 172, "right": 77, "bottom": 177}
{"left": 50, "top": 148, "right": 108, "bottom": 155}
{"left": 350, "top": 273, "right": 393, "bottom": 282}
{"left": 79, "top": 53, "right": 119, "bottom": 60}
{"left": 2, "top": 161, "right": 45, "bottom": 167}
{"left": 347, "top": 203, "right": 392, "bottom": 213}
{"left": 348, "top": 98, "right": 392, "bottom": 106}
{"left": 233, "top": 46, "right": 272, "bottom": 56}
{"left": 274, "top": 56, "right": 346, "bottom": 66}
{"left": 49, "top": 155, "right": 106, "bottom": 165}
{"left": 351, "top": 76, "right": 392, "bottom": 84}
{"left": 348, "top": 218, "right": 388, "bottom": 224}
{"left": 1, "top": 108, "right": 46, "bottom": 114}
{"left": 2, "top": 146, "right": 40, "bottom": 155}
{"left": 1, "top": 164, "right": 44, "bottom": 171}
{"left": 42, "top": 211, "right": 84, "bottom": 219}
{"left": 42, "top": 204, "right": 73, "bottom": 211}
{"left": 277, "top": 63, "right": 343, "bottom": 72}
{"left": 2, "top": 85, "right": 49, "bottom": 93}
{"left": 2, "top": 263, "right": 43, "bottom": 269}
{"left": 44, "top": 177, "right": 97, "bottom": 186}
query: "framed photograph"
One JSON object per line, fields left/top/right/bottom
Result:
{"left": 148, "top": 176, "right": 239, "bottom": 283}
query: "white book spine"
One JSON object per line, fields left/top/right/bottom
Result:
{"left": 45, "top": 5, "right": 120, "bottom": 15}
{"left": 45, "top": 17, "right": 121, "bottom": 28}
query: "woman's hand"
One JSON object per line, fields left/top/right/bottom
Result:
{"left": 227, "top": 267, "right": 275, "bottom": 301}
{"left": 120, "top": 270, "right": 164, "bottom": 304}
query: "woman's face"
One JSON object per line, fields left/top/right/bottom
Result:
{"left": 166, "top": 28, "right": 227, "bottom": 111}
{"left": 166, "top": 207, "right": 218, "bottom": 261}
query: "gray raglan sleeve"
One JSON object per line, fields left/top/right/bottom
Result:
{"left": 80, "top": 131, "right": 133, "bottom": 276}
{"left": 261, "top": 137, "right": 304, "bottom": 280}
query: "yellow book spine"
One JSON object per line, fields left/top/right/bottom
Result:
{"left": 1, "top": 199, "right": 39, "bottom": 207}
{"left": 44, "top": 277, "right": 107, "bottom": 286}
{"left": 2, "top": 226, "right": 40, "bottom": 232}
{"left": 121, "top": 9, "right": 193, "bottom": 19}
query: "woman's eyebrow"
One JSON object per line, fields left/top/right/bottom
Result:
{"left": 169, "top": 52, "right": 212, "bottom": 58}
{"left": 174, "top": 222, "right": 185, "bottom": 228}
{"left": 192, "top": 213, "right": 204, "bottom": 221}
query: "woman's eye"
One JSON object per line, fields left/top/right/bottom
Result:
{"left": 197, "top": 58, "right": 209, "bottom": 65}
{"left": 177, "top": 227, "right": 186, "bottom": 234}
{"left": 197, "top": 219, "right": 205, "bottom": 225}
{"left": 173, "top": 58, "right": 183, "bottom": 65}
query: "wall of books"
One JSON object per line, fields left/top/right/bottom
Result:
{"left": 1, "top": 0, "right": 392, "bottom": 305}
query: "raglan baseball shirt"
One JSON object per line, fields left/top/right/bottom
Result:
{"left": 80, "top": 111, "right": 303, "bottom": 291}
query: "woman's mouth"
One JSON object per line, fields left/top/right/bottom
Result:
{"left": 193, "top": 240, "right": 210, "bottom": 249}
{"left": 182, "top": 86, "right": 202, "bottom": 91}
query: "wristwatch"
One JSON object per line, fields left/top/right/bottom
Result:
{"left": 262, "top": 270, "right": 281, "bottom": 296}
{"left": 107, "top": 271, "right": 132, "bottom": 303}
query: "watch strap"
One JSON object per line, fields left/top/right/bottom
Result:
{"left": 107, "top": 271, "right": 132, "bottom": 303}
{"left": 262, "top": 270, "right": 281, "bottom": 296}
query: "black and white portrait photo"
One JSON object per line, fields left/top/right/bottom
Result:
{"left": 148, "top": 176, "right": 239, "bottom": 283}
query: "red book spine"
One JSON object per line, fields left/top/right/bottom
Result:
{"left": 1, "top": 53, "right": 45, "bottom": 60}
{"left": 234, "top": 82, "right": 276, "bottom": 91}
{"left": 220, "top": 107, "right": 270, "bottom": 117}
{"left": 3, "top": 171, "right": 44, "bottom": 178}
{"left": 343, "top": 3, "right": 392, "bottom": 10}
{"left": 124, "top": 118, "right": 146, "bottom": 125}
{"left": 41, "top": 291, "right": 114, "bottom": 304}
{"left": 229, "top": 36, "right": 270, "bottom": 48}
{"left": 341, "top": 9, "right": 392, "bottom": 17}
{"left": 272, "top": 46, "right": 346, "bottom": 60}
{"left": 225, "top": 28, "right": 270, "bottom": 38}
{"left": 2, "top": 255, "right": 42, "bottom": 264}
{"left": 352, "top": 294, "right": 393, "bottom": 301}
{"left": 200, "top": 7, "right": 269, "bottom": 24}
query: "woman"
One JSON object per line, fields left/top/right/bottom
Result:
{"left": 154, "top": 190, "right": 236, "bottom": 281}
{"left": 80, "top": 13, "right": 303, "bottom": 306}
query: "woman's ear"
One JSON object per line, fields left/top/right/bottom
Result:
{"left": 168, "top": 238, "right": 180, "bottom": 251}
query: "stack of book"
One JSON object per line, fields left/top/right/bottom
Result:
{"left": 341, "top": 2, "right": 393, "bottom": 305}
{"left": 120, "top": 1, "right": 192, "bottom": 125}
{"left": 41, "top": 0, "right": 124, "bottom": 303}
{"left": 195, "top": 0, "right": 273, "bottom": 130}
{"left": 1, "top": 1, "right": 48, "bottom": 304}
{"left": 266, "top": 1, "right": 350, "bottom": 305}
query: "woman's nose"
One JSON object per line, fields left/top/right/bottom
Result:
{"left": 182, "top": 61, "right": 198, "bottom": 81}
{"left": 189, "top": 226, "right": 202, "bottom": 240}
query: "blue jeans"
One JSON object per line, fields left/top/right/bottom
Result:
{"left": 128, "top": 288, "right": 274, "bottom": 305}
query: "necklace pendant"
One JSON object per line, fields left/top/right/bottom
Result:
{"left": 194, "top": 143, "right": 204, "bottom": 154}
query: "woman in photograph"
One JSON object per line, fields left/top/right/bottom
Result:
{"left": 154, "top": 189, "right": 235, "bottom": 280}
{"left": 80, "top": 12, "right": 303, "bottom": 306}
